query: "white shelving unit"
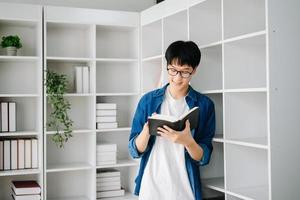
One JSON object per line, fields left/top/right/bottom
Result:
{"left": 0, "top": 3, "right": 43, "bottom": 200}
{"left": 44, "top": 6, "right": 139, "bottom": 200}
{"left": 141, "top": 0, "right": 300, "bottom": 200}
{"left": 1, "top": 1, "right": 299, "bottom": 200}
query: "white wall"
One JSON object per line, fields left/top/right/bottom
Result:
{"left": 0, "top": 0, "right": 156, "bottom": 11}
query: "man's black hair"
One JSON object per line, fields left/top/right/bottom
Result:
{"left": 165, "top": 40, "right": 201, "bottom": 69}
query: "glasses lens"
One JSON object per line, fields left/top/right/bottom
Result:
{"left": 168, "top": 68, "right": 177, "bottom": 76}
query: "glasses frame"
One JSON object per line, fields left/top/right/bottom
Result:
{"left": 166, "top": 65, "right": 194, "bottom": 79}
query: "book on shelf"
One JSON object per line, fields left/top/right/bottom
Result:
{"left": 96, "top": 110, "right": 117, "bottom": 116}
{"left": 98, "top": 180, "right": 121, "bottom": 187}
{"left": 97, "top": 176, "right": 121, "bottom": 183}
{"left": 82, "top": 66, "right": 89, "bottom": 93}
{"left": 4, "top": 140, "right": 10, "bottom": 170}
{"left": 9, "top": 102, "right": 16, "bottom": 132}
{"left": 97, "top": 188, "right": 125, "bottom": 198}
{"left": 97, "top": 184, "right": 121, "bottom": 192}
{"left": 97, "top": 160, "right": 117, "bottom": 166}
{"left": 0, "top": 140, "right": 3, "bottom": 170}
{"left": 148, "top": 106, "right": 200, "bottom": 136}
{"left": 12, "top": 194, "right": 40, "bottom": 200}
{"left": 97, "top": 152, "right": 117, "bottom": 161}
{"left": 97, "top": 144, "right": 117, "bottom": 152}
{"left": 18, "top": 139, "right": 25, "bottom": 169}
{"left": 31, "top": 138, "right": 38, "bottom": 168}
{"left": 96, "top": 103, "right": 117, "bottom": 110}
{"left": 96, "top": 122, "right": 118, "bottom": 129}
{"left": 11, "top": 180, "right": 41, "bottom": 195}
{"left": 97, "top": 169, "right": 121, "bottom": 178}
{"left": 96, "top": 116, "right": 117, "bottom": 123}
{"left": 1, "top": 102, "right": 8, "bottom": 132}
{"left": 24, "top": 139, "right": 31, "bottom": 169}
{"left": 11, "top": 139, "right": 18, "bottom": 170}
{"left": 75, "top": 66, "right": 83, "bottom": 93}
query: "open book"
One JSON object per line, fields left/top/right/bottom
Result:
{"left": 148, "top": 107, "right": 199, "bottom": 136}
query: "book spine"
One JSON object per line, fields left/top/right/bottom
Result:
{"left": 1, "top": 102, "right": 8, "bottom": 132}
{"left": 24, "top": 139, "right": 31, "bottom": 169}
{"left": 0, "top": 141, "right": 3, "bottom": 170}
{"left": 4, "top": 140, "right": 10, "bottom": 170}
{"left": 82, "top": 66, "right": 89, "bottom": 93}
{"left": 75, "top": 66, "right": 83, "bottom": 93}
{"left": 11, "top": 140, "right": 18, "bottom": 170}
{"left": 8, "top": 102, "right": 16, "bottom": 132}
{"left": 18, "top": 139, "right": 25, "bottom": 169}
{"left": 31, "top": 139, "right": 38, "bottom": 169}
{"left": 96, "top": 122, "right": 118, "bottom": 129}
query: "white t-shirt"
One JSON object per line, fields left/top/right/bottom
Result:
{"left": 139, "top": 86, "right": 194, "bottom": 200}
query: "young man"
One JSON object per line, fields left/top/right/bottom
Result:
{"left": 128, "top": 41, "right": 216, "bottom": 200}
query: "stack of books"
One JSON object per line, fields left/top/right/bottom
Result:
{"left": 97, "top": 143, "right": 117, "bottom": 166}
{"left": 11, "top": 180, "right": 41, "bottom": 200}
{"left": 75, "top": 66, "right": 90, "bottom": 93}
{"left": 96, "top": 103, "right": 118, "bottom": 129}
{"left": 96, "top": 169, "right": 125, "bottom": 199}
{"left": 0, "top": 138, "right": 38, "bottom": 171}
{"left": 0, "top": 102, "right": 16, "bottom": 132}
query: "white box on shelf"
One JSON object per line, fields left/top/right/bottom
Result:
{"left": 97, "top": 160, "right": 117, "bottom": 166}
{"left": 96, "top": 144, "right": 117, "bottom": 152}
{"left": 98, "top": 180, "right": 121, "bottom": 187}
{"left": 97, "top": 184, "right": 121, "bottom": 192}
{"left": 97, "top": 152, "right": 117, "bottom": 163}
{"left": 97, "top": 169, "right": 121, "bottom": 178}
{"left": 8, "top": 102, "right": 16, "bottom": 132}
{"left": 97, "top": 188, "right": 125, "bottom": 198}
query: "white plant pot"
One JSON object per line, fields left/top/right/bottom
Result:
{"left": 6, "top": 46, "right": 17, "bottom": 56}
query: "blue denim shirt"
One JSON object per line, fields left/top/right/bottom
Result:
{"left": 128, "top": 83, "right": 216, "bottom": 200}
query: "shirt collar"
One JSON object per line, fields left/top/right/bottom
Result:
{"left": 153, "top": 83, "right": 197, "bottom": 102}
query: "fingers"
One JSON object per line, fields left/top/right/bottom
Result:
{"left": 185, "top": 120, "right": 190, "bottom": 129}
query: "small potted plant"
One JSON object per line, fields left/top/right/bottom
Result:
{"left": 1, "top": 35, "right": 22, "bottom": 56}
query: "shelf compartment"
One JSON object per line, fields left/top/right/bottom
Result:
{"left": 46, "top": 133, "right": 94, "bottom": 168}
{"left": 96, "top": 61, "right": 139, "bottom": 94}
{"left": 96, "top": 25, "right": 138, "bottom": 59}
{"left": 0, "top": 174, "right": 41, "bottom": 200}
{"left": 224, "top": 35, "right": 266, "bottom": 89}
{"left": 163, "top": 10, "right": 188, "bottom": 52}
{"left": 46, "top": 59, "right": 94, "bottom": 94}
{"left": 226, "top": 194, "right": 243, "bottom": 200}
{"left": 205, "top": 93, "right": 223, "bottom": 136}
{"left": 142, "top": 58, "right": 162, "bottom": 93}
{"left": 225, "top": 144, "right": 269, "bottom": 200}
{"left": 0, "top": 97, "right": 40, "bottom": 132}
{"left": 96, "top": 95, "right": 138, "bottom": 129}
{"left": 202, "top": 177, "right": 225, "bottom": 193}
{"left": 189, "top": 0, "right": 221, "bottom": 46}
{"left": 223, "top": 0, "right": 266, "bottom": 39}
{"left": 224, "top": 92, "right": 267, "bottom": 146}
{"left": 0, "top": 131, "right": 38, "bottom": 137}
{"left": 46, "top": 96, "right": 94, "bottom": 130}
{"left": 96, "top": 159, "right": 139, "bottom": 169}
{"left": 142, "top": 20, "right": 162, "bottom": 58}
{"left": 0, "top": 60, "right": 39, "bottom": 94}
{"left": 200, "top": 143, "right": 224, "bottom": 187}
{"left": 47, "top": 170, "right": 93, "bottom": 200}
{"left": 190, "top": 44, "right": 222, "bottom": 92}
{"left": 46, "top": 22, "right": 93, "bottom": 58}
{"left": 0, "top": 19, "right": 40, "bottom": 56}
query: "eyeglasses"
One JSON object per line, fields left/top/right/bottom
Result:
{"left": 167, "top": 66, "right": 193, "bottom": 78}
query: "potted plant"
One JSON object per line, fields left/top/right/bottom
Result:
{"left": 45, "top": 70, "right": 74, "bottom": 148}
{"left": 1, "top": 35, "right": 22, "bottom": 56}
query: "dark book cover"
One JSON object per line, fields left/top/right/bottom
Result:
{"left": 148, "top": 107, "right": 199, "bottom": 136}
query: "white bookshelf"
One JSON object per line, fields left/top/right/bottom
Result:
{"left": 44, "top": 6, "right": 139, "bottom": 200}
{"left": 0, "top": 3, "right": 43, "bottom": 200}
{"left": 141, "top": 0, "right": 300, "bottom": 200}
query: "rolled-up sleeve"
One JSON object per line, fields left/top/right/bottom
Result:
{"left": 128, "top": 96, "right": 149, "bottom": 159}
{"left": 191, "top": 100, "right": 216, "bottom": 166}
